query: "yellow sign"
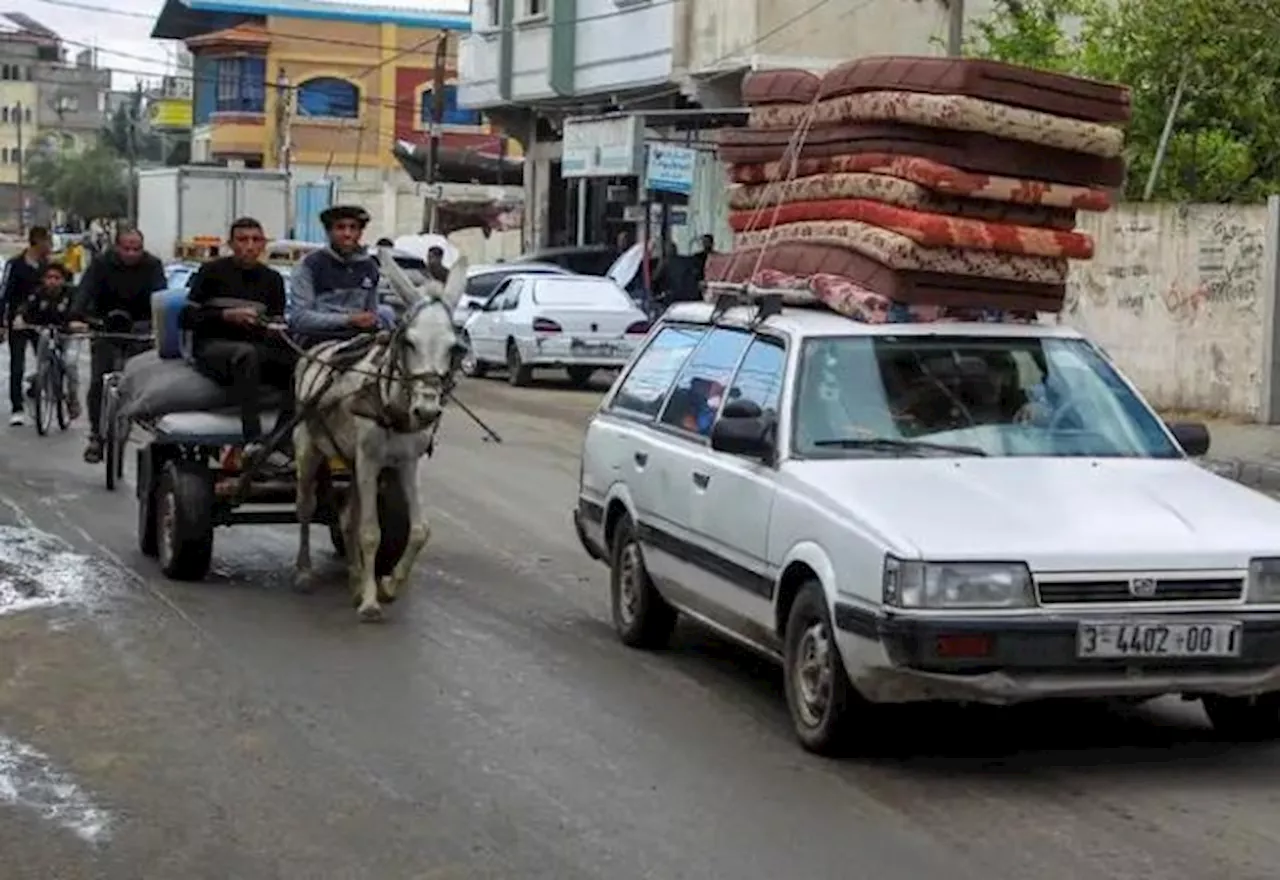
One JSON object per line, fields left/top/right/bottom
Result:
{"left": 148, "top": 97, "right": 192, "bottom": 131}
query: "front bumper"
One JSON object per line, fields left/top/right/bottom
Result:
{"left": 833, "top": 603, "right": 1280, "bottom": 704}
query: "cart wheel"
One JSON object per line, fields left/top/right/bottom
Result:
{"left": 33, "top": 367, "right": 51, "bottom": 436}
{"left": 374, "top": 468, "right": 410, "bottom": 584}
{"left": 137, "top": 448, "right": 158, "bottom": 557}
{"left": 156, "top": 461, "right": 214, "bottom": 581}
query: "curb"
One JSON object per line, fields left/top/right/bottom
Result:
{"left": 1202, "top": 457, "right": 1280, "bottom": 493}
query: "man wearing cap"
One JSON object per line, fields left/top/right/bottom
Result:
{"left": 286, "top": 204, "right": 390, "bottom": 349}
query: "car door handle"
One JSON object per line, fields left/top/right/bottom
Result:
{"left": 633, "top": 451, "right": 648, "bottom": 466}
{"left": 692, "top": 472, "right": 710, "bottom": 488}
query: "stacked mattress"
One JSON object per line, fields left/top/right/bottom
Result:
{"left": 709, "top": 56, "right": 1130, "bottom": 320}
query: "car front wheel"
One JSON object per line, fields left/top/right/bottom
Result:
{"left": 783, "top": 581, "right": 862, "bottom": 756}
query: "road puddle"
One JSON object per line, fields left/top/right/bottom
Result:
{"left": 0, "top": 733, "right": 111, "bottom": 844}
{"left": 0, "top": 526, "right": 110, "bottom": 616}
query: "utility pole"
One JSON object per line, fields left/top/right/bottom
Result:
{"left": 15, "top": 100, "right": 24, "bottom": 235}
{"left": 947, "top": 0, "right": 965, "bottom": 56}
{"left": 275, "top": 67, "right": 294, "bottom": 237}
{"left": 421, "top": 31, "right": 448, "bottom": 234}
{"left": 125, "top": 82, "right": 141, "bottom": 225}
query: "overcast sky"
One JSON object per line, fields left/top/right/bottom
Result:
{"left": 27, "top": 0, "right": 472, "bottom": 92}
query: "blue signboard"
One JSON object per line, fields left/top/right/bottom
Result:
{"left": 645, "top": 143, "right": 696, "bottom": 196}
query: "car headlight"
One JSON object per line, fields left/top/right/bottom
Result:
{"left": 883, "top": 557, "right": 1034, "bottom": 609}
{"left": 1248, "top": 558, "right": 1280, "bottom": 603}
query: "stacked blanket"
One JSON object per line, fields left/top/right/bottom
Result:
{"left": 710, "top": 56, "right": 1130, "bottom": 319}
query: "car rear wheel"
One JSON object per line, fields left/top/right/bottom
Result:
{"left": 506, "top": 340, "right": 532, "bottom": 387}
{"left": 783, "top": 580, "right": 862, "bottom": 756}
{"left": 1203, "top": 693, "right": 1280, "bottom": 740}
{"left": 609, "top": 514, "right": 676, "bottom": 649}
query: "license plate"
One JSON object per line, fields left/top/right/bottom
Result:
{"left": 570, "top": 339, "right": 624, "bottom": 356}
{"left": 1077, "top": 621, "right": 1242, "bottom": 658}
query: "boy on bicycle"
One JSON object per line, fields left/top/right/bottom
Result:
{"left": 12, "top": 263, "right": 83, "bottom": 420}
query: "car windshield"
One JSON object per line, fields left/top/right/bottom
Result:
{"left": 792, "top": 334, "right": 1181, "bottom": 459}
{"left": 532, "top": 281, "right": 630, "bottom": 308}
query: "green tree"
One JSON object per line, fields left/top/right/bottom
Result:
{"left": 967, "top": 0, "right": 1280, "bottom": 202}
{"left": 25, "top": 145, "right": 128, "bottom": 223}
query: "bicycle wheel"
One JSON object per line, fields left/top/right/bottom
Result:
{"left": 102, "top": 382, "right": 118, "bottom": 491}
{"left": 54, "top": 365, "right": 69, "bottom": 431}
{"left": 33, "top": 365, "right": 52, "bottom": 436}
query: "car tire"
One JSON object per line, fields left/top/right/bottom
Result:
{"left": 506, "top": 340, "right": 532, "bottom": 387}
{"left": 783, "top": 580, "right": 861, "bottom": 756}
{"left": 566, "top": 366, "right": 594, "bottom": 388}
{"left": 609, "top": 514, "right": 676, "bottom": 649}
{"left": 1202, "top": 693, "right": 1280, "bottom": 740}
{"left": 459, "top": 332, "right": 487, "bottom": 378}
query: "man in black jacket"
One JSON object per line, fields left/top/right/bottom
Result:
{"left": 73, "top": 226, "right": 166, "bottom": 463}
{"left": 182, "top": 217, "right": 293, "bottom": 459}
{"left": 2, "top": 226, "right": 52, "bottom": 425}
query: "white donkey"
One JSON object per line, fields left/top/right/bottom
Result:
{"left": 292, "top": 250, "right": 468, "bottom": 621}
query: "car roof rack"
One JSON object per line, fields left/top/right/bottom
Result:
{"left": 704, "top": 282, "right": 785, "bottom": 326}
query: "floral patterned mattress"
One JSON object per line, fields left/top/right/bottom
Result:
{"left": 706, "top": 245, "right": 1065, "bottom": 313}
{"left": 749, "top": 91, "right": 1125, "bottom": 157}
{"left": 735, "top": 220, "right": 1070, "bottom": 284}
{"left": 728, "top": 156, "right": 1112, "bottom": 211}
{"left": 717, "top": 123, "right": 1127, "bottom": 188}
{"left": 818, "top": 57, "right": 1131, "bottom": 123}
{"left": 730, "top": 198, "right": 1094, "bottom": 259}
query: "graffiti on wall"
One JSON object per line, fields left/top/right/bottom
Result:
{"left": 1067, "top": 206, "right": 1266, "bottom": 324}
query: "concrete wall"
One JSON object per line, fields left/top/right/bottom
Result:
{"left": 1066, "top": 202, "right": 1273, "bottom": 420}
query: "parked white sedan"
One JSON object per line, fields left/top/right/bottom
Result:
{"left": 460, "top": 275, "right": 651, "bottom": 386}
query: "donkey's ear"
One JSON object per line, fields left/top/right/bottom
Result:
{"left": 379, "top": 246, "right": 424, "bottom": 304}
{"left": 439, "top": 256, "right": 468, "bottom": 311}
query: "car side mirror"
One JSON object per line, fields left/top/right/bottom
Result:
{"left": 467, "top": 300, "right": 482, "bottom": 310}
{"left": 710, "top": 401, "right": 773, "bottom": 460}
{"left": 1167, "top": 421, "right": 1210, "bottom": 457}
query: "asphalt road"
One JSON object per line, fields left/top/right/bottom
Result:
{"left": 2, "top": 368, "right": 1280, "bottom": 879}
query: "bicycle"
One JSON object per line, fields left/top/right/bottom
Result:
{"left": 92, "top": 322, "right": 154, "bottom": 491}
{"left": 31, "top": 325, "right": 85, "bottom": 436}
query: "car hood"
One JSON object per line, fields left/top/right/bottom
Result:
{"left": 785, "top": 457, "right": 1280, "bottom": 571}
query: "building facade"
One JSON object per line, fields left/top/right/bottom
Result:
{"left": 459, "top": 0, "right": 999, "bottom": 250}
{"left": 152, "top": 0, "right": 512, "bottom": 179}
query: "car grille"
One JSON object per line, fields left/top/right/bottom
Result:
{"left": 1036, "top": 577, "right": 1244, "bottom": 604}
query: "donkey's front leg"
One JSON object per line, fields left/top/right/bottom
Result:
{"left": 293, "top": 425, "right": 323, "bottom": 594}
{"left": 383, "top": 460, "right": 429, "bottom": 602}
{"left": 352, "top": 452, "right": 384, "bottom": 622}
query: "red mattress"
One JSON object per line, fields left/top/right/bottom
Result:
{"left": 707, "top": 245, "right": 1065, "bottom": 313}
{"left": 819, "top": 56, "right": 1131, "bottom": 123}
{"left": 742, "top": 68, "right": 821, "bottom": 106}
{"left": 717, "top": 122, "right": 1126, "bottom": 188}
{"left": 729, "top": 199, "right": 1094, "bottom": 259}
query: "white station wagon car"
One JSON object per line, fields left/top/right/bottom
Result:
{"left": 460, "top": 275, "right": 651, "bottom": 387}
{"left": 573, "top": 295, "right": 1280, "bottom": 754}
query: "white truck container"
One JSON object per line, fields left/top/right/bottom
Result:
{"left": 136, "top": 166, "right": 290, "bottom": 260}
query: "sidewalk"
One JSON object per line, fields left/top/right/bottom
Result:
{"left": 1198, "top": 420, "right": 1280, "bottom": 492}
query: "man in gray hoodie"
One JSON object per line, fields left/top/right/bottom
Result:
{"left": 287, "top": 205, "right": 392, "bottom": 349}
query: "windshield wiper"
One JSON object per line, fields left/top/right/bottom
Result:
{"left": 811, "top": 437, "right": 988, "bottom": 456}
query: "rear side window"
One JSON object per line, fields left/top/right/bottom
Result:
{"left": 659, "top": 327, "right": 751, "bottom": 436}
{"left": 727, "top": 337, "right": 787, "bottom": 418}
{"left": 612, "top": 325, "right": 706, "bottom": 419}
